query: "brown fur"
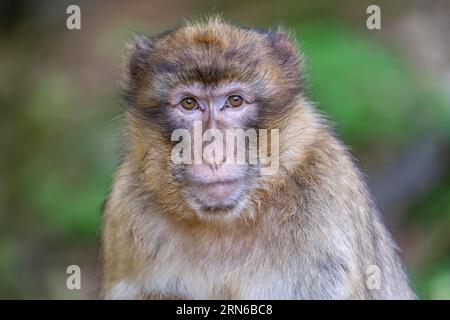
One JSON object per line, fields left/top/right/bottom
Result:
{"left": 101, "top": 17, "right": 415, "bottom": 299}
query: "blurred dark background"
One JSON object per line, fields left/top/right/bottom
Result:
{"left": 0, "top": 0, "right": 449, "bottom": 299}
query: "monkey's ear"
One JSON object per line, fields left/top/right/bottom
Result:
{"left": 128, "top": 33, "right": 152, "bottom": 79}
{"left": 267, "top": 28, "right": 301, "bottom": 68}
{"left": 267, "top": 28, "right": 305, "bottom": 91}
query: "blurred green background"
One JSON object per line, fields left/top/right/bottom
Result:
{"left": 0, "top": 0, "right": 449, "bottom": 299}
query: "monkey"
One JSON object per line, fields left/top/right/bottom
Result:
{"left": 101, "top": 17, "right": 415, "bottom": 299}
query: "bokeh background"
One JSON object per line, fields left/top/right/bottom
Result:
{"left": 0, "top": 0, "right": 449, "bottom": 299}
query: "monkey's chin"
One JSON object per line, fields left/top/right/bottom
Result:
{"left": 185, "top": 180, "right": 248, "bottom": 217}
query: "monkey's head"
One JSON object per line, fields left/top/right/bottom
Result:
{"left": 124, "top": 17, "right": 304, "bottom": 221}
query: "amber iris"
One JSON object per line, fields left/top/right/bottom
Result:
{"left": 181, "top": 97, "right": 197, "bottom": 110}
{"left": 228, "top": 95, "right": 243, "bottom": 107}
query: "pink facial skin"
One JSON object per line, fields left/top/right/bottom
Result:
{"left": 167, "top": 82, "right": 258, "bottom": 210}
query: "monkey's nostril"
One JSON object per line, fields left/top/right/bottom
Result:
{"left": 209, "top": 163, "right": 221, "bottom": 172}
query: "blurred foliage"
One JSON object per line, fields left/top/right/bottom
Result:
{"left": 414, "top": 258, "right": 450, "bottom": 300}
{"left": 2, "top": 72, "right": 118, "bottom": 239}
{"left": 297, "top": 22, "right": 449, "bottom": 148}
{"left": 0, "top": 1, "right": 449, "bottom": 299}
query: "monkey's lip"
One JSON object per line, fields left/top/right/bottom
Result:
{"left": 185, "top": 169, "right": 248, "bottom": 186}
{"left": 186, "top": 178, "right": 246, "bottom": 209}
{"left": 191, "top": 178, "right": 241, "bottom": 187}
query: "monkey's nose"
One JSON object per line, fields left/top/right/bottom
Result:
{"left": 203, "top": 151, "right": 227, "bottom": 168}
{"left": 202, "top": 140, "right": 226, "bottom": 167}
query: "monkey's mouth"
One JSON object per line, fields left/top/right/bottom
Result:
{"left": 186, "top": 178, "right": 247, "bottom": 211}
{"left": 194, "top": 178, "right": 241, "bottom": 187}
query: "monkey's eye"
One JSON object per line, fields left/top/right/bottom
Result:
{"left": 180, "top": 97, "right": 197, "bottom": 110}
{"left": 227, "top": 95, "right": 244, "bottom": 108}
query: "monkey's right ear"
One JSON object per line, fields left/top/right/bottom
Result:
{"left": 128, "top": 33, "right": 152, "bottom": 78}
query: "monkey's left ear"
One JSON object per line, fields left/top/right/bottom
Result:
{"left": 267, "top": 27, "right": 302, "bottom": 69}
{"left": 267, "top": 28, "right": 305, "bottom": 90}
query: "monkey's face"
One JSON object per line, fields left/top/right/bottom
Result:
{"left": 125, "top": 18, "right": 303, "bottom": 218}
{"left": 167, "top": 81, "right": 258, "bottom": 213}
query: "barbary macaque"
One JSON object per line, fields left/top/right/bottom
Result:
{"left": 101, "top": 17, "right": 415, "bottom": 299}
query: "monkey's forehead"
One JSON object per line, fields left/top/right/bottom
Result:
{"left": 145, "top": 25, "right": 286, "bottom": 90}
{"left": 155, "top": 17, "right": 269, "bottom": 51}
{"left": 151, "top": 25, "right": 270, "bottom": 71}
